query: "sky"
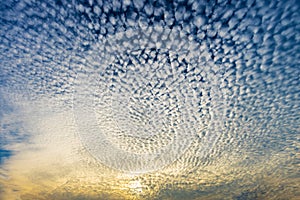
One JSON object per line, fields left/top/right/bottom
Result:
{"left": 0, "top": 0, "right": 299, "bottom": 199}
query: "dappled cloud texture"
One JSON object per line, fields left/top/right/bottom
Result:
{"left": 0, "top": 0, "right": 299, "bottom": 199}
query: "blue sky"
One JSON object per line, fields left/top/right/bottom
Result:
{"left": 0, "top": 0, "right": 299, "bottom": 199}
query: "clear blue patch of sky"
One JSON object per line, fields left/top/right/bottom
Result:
{"left": 0, "top": 149, "right": 12, "bottom": 165}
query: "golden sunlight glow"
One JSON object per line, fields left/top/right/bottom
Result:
{"left": 128, "top": 180, "right": 143, "bottom": 193}
{"left": 1, "top": 1, "right": 299, "bottom": 198}
{"left": 0, "top": 96, "right": 299, "bottom": 199}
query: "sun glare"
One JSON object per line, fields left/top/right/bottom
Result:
{"left": 128, "top": 180, "right": 143, "bottom": 193}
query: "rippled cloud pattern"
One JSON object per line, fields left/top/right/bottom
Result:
{"left": 0, "top": 0, "right": 299, "bottom": 199}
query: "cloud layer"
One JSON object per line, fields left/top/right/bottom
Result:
{"left": 0, "top": 0, "right": 299, "bottom": 199}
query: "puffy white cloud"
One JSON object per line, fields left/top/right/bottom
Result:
{"left": 0, "top": 0, "right": 299, "bottom": 199}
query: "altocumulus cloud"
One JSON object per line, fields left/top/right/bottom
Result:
{"left": 0, "top": 0, "right": 299, "bottom": 199}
